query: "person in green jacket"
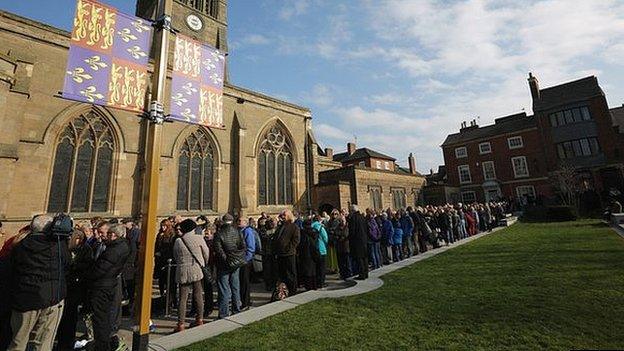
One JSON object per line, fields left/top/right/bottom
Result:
{"left": 312, "top": 215, "right": 329, "bottom": 288}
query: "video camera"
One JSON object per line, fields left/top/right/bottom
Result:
{"left": 48, "top": 213, "right": 74, "bottom": 237}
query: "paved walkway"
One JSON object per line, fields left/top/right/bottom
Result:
{"left": 149, "top": 227, "right": 505, "bottom": 350}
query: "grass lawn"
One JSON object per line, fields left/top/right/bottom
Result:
{"left": 179, "top": 220, "right": 624, "bottom": 350}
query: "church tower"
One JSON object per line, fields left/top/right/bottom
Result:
{"left": 136, "top": 0, "right": 228, "bottom": 73}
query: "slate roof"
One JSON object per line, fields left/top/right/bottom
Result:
{"left": 441, "top": 112, "right": 536, "bottom": 146}
{"left": 534, "top": 76, "right": 604, "bottom": 111}
{"left": 395, "top": 166, "right": 423, "bottom": 176}
{"left": 333, "top": 147, "right": 396, "bottom": 163}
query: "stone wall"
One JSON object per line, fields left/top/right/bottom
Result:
{"left": 313, "top": 165, "right": 426, "bottom": 212}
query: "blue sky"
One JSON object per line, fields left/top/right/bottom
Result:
{"left": 4, "top": 0, "right": 624, "bottom": 172}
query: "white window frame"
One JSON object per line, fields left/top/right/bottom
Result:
{"left": 479, "top": 142, "right": 492, "bottom": 154}
{"left": 516, "top": 185, "right": 536, "bottom": 199}
{"left": 358, "top": 161, "right": 365, "bottom": 167}
{"left": 458, "top": 165, "right": 472, "bottom": 184}
{"left": 511, "top": 156, "right": 529, "bottom": 178}
{"left": 376, "top": 160, "right": 382, "bottom": 169}
{"left": 482, "top": 161, "right": 496, "bottom": 181}
{"left": 455, "top": 146, "right": 467, "bottom": 158}
{"left": 507, "top": 136, "right": 524, "bottom": 149}
{"left": 384, "top": 161, "right": 390, "bottom": 170}
{"left": 461, "top": 191, "right": 477, "bottom": 204}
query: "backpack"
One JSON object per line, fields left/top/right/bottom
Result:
{"left": 49, "top": 213, "right": 74, "bottom": 237}
{"left": 369, "top": 221, "right": 381, "bottom": 242}
{"left": 271, "top": 282, "right": 289, "bottom": 302}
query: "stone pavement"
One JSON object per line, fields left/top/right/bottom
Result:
{"left": 115, "top": 274, "right": 354, "bottom": 346}
{"left": 148, "top": 226, "right": 505, "bottom": 350}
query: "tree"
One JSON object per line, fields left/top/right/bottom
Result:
{"left": 551, "top": 164, "right": 581, "bottom": 210}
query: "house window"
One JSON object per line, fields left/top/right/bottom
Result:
{"left": 376, "top": 160, "right": 382, "bottom": 169}
{"left": 549, "top": 106, "right": 591, "bottom": 127}
{"left": 384, "top": 161, "right": 390, "bottom": 170}
{"left": 369, "top": 186, "right": 382, "bottom": 211}
{"left": 176, "top": 130, "right": 216, "bottom": 212}
{"left": 507, "top": 136, "right": 523, "bottom": 149}
{"left": 479, "top": 142, "right": 491, "bottom": 154}
{"left": 48, "top": 110, "right": 116, "bottom": 213}
{"left": 516, "top": 185, "right": 536, "bottom": 199}
{"left": 458, "top": 165, "right": 472, "bottom": 184}
{"left": 358, "top": 161, "right": 366, "bottom": 167}
{"left": 482, "top": 161, "right": 496, "bottom": 181}
{"left": 455, "top": 146, "right": 467, "bottom": 158}
{"left": 258, "top": 125, "right": 294, "bottom": 206}
{"left": 461, "top": 191, "right": 477, "bottom": 203}
{"left": 556, "top": 137, "right": 601, "bottom": 159}
{"left": 511, "top": 156, "right": 529, "bottom": 178}
{"left": 391, "top": 187, "right": 407, "bottom": 210}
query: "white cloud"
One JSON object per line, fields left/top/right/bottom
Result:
{"left": 301, "top": 84, "right": 335, "bottom": 107}
{"left": 314, "top": 123, "right": 351, "bottom": 140}
{"left": 241, "top": 34, "right": 270, "bottom": 46}
{"left": 279, "top": 0, "right": 311, "bottom": 20}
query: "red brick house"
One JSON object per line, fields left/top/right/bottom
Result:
{"left": 440, "top": 74, "right": 624, "bottom": 205}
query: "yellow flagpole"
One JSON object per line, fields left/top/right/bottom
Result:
{"left": 133, "top": 0, "right": 172, "bottom": 349}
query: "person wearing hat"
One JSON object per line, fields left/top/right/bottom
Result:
{"left": 173, "top": 219, "right": 210, "bottom": 332}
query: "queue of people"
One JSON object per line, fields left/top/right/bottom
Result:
{"left": 0, "top": 200, "right": 508, "bottom": 350}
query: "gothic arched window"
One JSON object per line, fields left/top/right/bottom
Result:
{"left": 48, "top": 111, "right": 115, "bottom": 213}
{"left": 177, "top": 130, "right": 215, "bottom": 212}
{"left": 258, "top": 125, "right": 294, "bottom": 206}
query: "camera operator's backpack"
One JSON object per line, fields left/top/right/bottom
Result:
{"left": 49, "top": 213, "right": 74, "bottom": 237}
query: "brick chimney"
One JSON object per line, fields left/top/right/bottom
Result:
{"left": 528, "top": 72, "right": 540, "bottom": 101}
{"left": 408, "top": 153, "right": 417, "bottom": 174}
{"left": 347, "top": 142, "right": 356, "bottom": 155}
{"left": 324, "top": 147, "right": 333, "bottom": 159}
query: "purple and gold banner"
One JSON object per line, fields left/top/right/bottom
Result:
{"left": 170, "top": 34, "right": 225, "bottom": 128}
{"left": 62, "top": 0, "right": 152, "bottom": 113}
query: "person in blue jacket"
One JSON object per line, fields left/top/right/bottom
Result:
{"left": 391, "top": 214, "right": 403, "bottom": 262}
{"left": 312, "top": 215, "right": 329, "bottom": 287}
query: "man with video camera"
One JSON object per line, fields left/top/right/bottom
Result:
{"left": 8, "top": 214, "right": 71, "bottom": 351}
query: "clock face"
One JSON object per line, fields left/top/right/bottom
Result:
{"left": 186, "top": 14, "right": 203, "bottom": 32}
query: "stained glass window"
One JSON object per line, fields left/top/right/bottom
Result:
{"left": 257, "top": 125, "right": 294, "bottom": 205}
{"left": 176, "top": 129, "right": 216, "bottom": 212}
{"left": 47, "top": 111, "right": 116, "bottom": 213}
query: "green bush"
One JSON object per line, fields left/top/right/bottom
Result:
{"left": 521, "top": 205, "right": 577, "bottom": 222}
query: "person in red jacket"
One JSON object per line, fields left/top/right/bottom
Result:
{"left": 464, "top": 208, "right": 476, "bottom": 236}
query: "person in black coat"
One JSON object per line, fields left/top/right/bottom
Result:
{"left": 87, "top": 223, "right": 130, "bottom": 351}
{"left": 8, "top": 215, "right": 70, "bottom": 351}
{"left": 297, "top": 220, "right": 320, "bottom": 290}
{"left": 348, "top": 205, "right": 369, "bottom": 280}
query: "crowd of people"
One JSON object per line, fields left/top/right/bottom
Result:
{"left": 0, "top": 201, "right": 509, "bottom": 350}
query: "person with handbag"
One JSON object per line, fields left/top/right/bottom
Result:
{"left": 172, "top": 219, "right": 210, "bottom": 332}
{"left": 213, "top": 214, "right": 247, "bottom": 319}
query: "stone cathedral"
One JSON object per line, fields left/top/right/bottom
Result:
{"left": 0, "top": 0, "right": 319, "bottom": 232}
